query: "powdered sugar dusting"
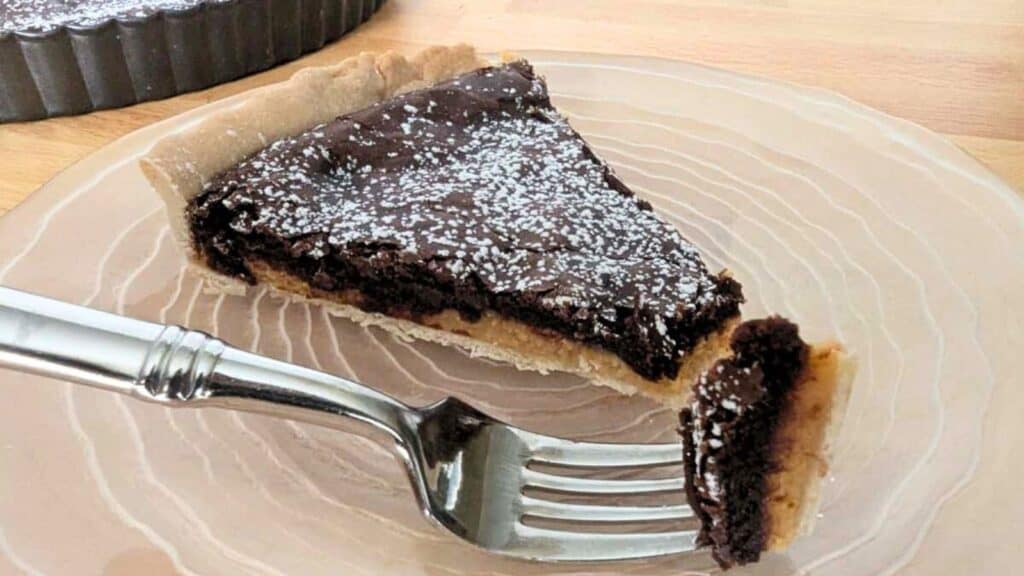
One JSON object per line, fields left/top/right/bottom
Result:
{"left": 689, "top": 360, "right": 766, "bottom": 509}
{"left": 194, "top": 62, "right": 741, "bottom": 378}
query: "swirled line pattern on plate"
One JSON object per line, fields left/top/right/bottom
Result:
{"left": 0, "top": 51, "right": 1019, "bottom": 575}
{"left": 556, "top": 103, "right": 894, "bottom": 502}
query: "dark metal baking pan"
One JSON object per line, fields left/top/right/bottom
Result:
{"left": 0, "top": 0, "right": 385, "bottom": 123}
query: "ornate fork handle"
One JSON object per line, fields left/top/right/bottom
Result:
{"left": 0, "top": 286, "right": 415, "bottom": 444}
{"left": 134, "top": 325, "right": 224, "bottom": 402}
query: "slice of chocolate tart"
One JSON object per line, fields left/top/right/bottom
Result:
{"left": 143, "top": 45, "right": 745, "bottom": 406}
{"left": 142, "top": 45, "right": 854, "bottom": 566}
{"left": 680, "top": 317, "right": 853, "bottom": 568}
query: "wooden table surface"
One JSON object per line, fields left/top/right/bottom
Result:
{"left": 1, "top": 0, "right": 1022, "bottom": 216}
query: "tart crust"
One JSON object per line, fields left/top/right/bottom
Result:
{"left": 247, "top": 260, "right": 737, "bottom": 409}
{"left": 766, "top": 343, "right": 854, "bottom": 550}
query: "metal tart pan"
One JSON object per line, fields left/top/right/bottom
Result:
{"left": 0, "top": 0, "right": 385, "bottom": 122}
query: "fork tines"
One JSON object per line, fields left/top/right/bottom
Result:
{"left": 511, "top": 432, "right": 699, "bottom": 561}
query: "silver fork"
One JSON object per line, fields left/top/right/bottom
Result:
{"left": 0, "top": 286, "right": 697, "bottom": 562}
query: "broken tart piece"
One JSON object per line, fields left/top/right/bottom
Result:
{"left": 144, "top": 46, "right": 744, "bottom": 406}
{"left": 680, "top": 317, "right": 853, "bottom": 568}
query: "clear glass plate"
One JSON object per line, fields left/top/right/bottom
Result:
{"left": 0, "top": 51, "right": 1021, "bottom": 575}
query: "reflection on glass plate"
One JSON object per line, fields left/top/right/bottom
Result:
{"left": 0, "top": 51, "right": 1020, "bottom": 575}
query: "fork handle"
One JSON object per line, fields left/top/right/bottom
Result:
{"left": 0, "top": 286, "right": 414, "bottom": 443}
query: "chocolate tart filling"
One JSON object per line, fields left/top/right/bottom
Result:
{"left": 186, "top": 60, "right": 743, "bottom": 381}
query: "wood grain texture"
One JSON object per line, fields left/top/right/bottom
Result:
{"left": 0, "top": 0, "right": 1022, "bottom": 216}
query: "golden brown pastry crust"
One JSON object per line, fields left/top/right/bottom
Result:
{"left": 766, "top": 344, "right": 855, "bottom": 549}
{"left": 244, "top": 261, "right": 736, "bottom": 410}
